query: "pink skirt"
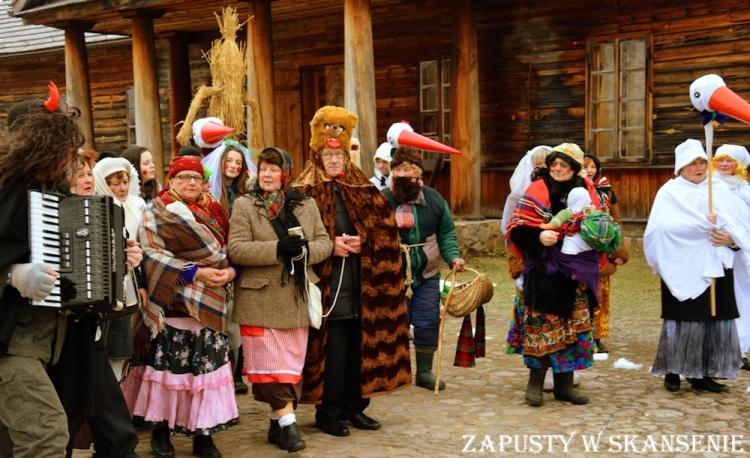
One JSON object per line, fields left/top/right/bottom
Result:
{"left": 121, "top": 317, "right": 238, "bottom": 436}
{"left": 241, "top": 325, "right": 308, "bottom": 384}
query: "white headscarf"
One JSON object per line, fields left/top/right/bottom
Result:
{"left": 92, "top": 157, "right": 146, "bottom": 240}
{"left": 201, "top": 140, "right": 256, "bottom": 201}
{"left": 501, "top": 145, "right": 552, "bottom": 234}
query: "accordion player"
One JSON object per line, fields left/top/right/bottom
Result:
{"left": 28, "top": 190, "right": 136, "bottom": 312}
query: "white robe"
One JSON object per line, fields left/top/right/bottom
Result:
{"left": 369, "top": 171, "right": 390, "bottom": 191}
{"left": 644, "top": 175, "right": 750, "bottom": 302}
{"left": 716, "top": 173, "right": 750, "bottom": 353}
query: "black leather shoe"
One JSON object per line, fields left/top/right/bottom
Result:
{"left": 741, "top": 357, "right": 750, "bottom": 371}
{"left": 268, "top": 419, "right": 281, "bottom": 445}
{"left": 688, "top": 377, "right": 728, "bottom": 393}
{"left": 234, "top": 380, "right": 249, "bottom": 395}
{"left": 664, "top": 373, "right": 680, "bottom": 392}
{"left": 150, "top": 424, "right": 175, "bottom": 458}
{"left": 343, "top": 412, "right": 381, "bottom": 430}
{"left": 193, "top": 434, "right": 222, "bottom": 458}
{"left": 278, "top": 423, "right": 306, "bottom": 453}
{"left": 314, "top": 418, "right": 350, "bottom": 437}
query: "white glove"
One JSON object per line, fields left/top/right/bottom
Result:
{"left": 9, "top": 263, "right": 58, "bottom": 301}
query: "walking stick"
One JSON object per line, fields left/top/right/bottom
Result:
{"left": 705, "top": 122, "right": 717, "bottom": 317}
{"left": 434, "top": 265, "right": 458, "bottom": 395}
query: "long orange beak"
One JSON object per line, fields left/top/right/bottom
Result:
{"left": 397, "top": 129, "right": 461, "bottom": 155}
{"left": 201, "top": 121, "right": 235, "bottom": 145}
{"left": 708, "top": 85, "right": 750, "bottom": 124}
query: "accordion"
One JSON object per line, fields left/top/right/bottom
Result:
{"left": 29, "top": 190, "right": 129, "bottom": 312}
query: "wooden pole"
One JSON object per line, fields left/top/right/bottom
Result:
{"left": 247, "top": 0, "right": 276, "bottom": 153}
{"left": 167, "top": 33, "right": 192, "bottom": 161}
{"left": 450, "top": 0, "right": 482, "bottom": 218}
{"left": 131, "top": 13, "right": 165, "bottom": 183}
{"left": 64, "top": 24, "right": 95, "bottom": 149}
{"left": 705, "top": 122, "right": 717, "bottom": 317}
{"left": 344, "top": 0, "right": 376, "bottom": 178}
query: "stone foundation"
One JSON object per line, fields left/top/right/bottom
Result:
{"left": 454, "top": 218, "right": 644, "bottom": 257}
{"left": 454, "top": 219, "right": 505, "bottom": 256}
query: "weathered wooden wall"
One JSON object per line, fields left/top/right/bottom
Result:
{"left": 6, "top": 0, "right": 750, "bottom": 224}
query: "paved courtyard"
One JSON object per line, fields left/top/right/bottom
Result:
{"left": 118, "top": 251, "right": 750, "bottom": 456}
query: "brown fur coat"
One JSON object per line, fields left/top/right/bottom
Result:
{"left": 296, "top": 155, "right": 412, "bottom": 403}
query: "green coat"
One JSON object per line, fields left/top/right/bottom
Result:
{"left": 384, "top": 186, "right": 460, "bottom": 287}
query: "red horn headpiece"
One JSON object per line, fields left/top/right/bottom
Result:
{"left": 43, "top": 81, "right": 60, "bottom": 113}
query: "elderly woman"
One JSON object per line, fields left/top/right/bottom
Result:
{"left": 228, "top": 147, "right": 332, "bottom": 453}
{"left": 711, "top": 144, "right": 750, "bottom": 371}
{"left": 506, "top": 143, "right": 601, "bottom": 407}
{"left": 122, "top": 156, "right": 237, "bottom": 458}
{"left": 504, "top": 145, "right": 552, "bottom": 354}
{"left": 646, "top": 139, "right": 749, "bottom": 394}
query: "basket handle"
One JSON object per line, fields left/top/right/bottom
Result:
{"left": 435, "top": 264, "right": 459, "bottom": 395}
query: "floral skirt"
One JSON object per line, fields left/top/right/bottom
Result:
{"left": 505, "top": 289, "right": 525, "bottom": 355}
{"left": 516, "top": 284, "right": 594, "bottom": 373}
{"left": 593, "top": 275, "right": 611, "bottom": 339}
{"left": 121, "top": 317, "right": 239, "bottom": 436}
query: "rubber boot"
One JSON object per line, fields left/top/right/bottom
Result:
{"left": 415, "top": 348, "right": 446, "bottom": 391}
{"left": 525, "top": 368, "right": 547, "bottom": 406}
{"left": 552, "top": 371, "right": 589, "bottom": 404}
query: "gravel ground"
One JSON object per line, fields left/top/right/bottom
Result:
{"left": 77, "top": 250, "right": 750, "bottom": 457}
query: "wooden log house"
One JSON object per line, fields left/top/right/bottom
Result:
{"left": 4, "top": 0, "right": 750, "bottom": 232}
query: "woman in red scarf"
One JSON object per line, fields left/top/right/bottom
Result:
{"left": 507, "top": 143, "right": 601, "bottom": 408}
{"left": 122, "top": 156, "right": 237, "bottom": 458}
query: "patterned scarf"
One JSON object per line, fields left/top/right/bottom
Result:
{"left": 139, "top": 195, "right": 230, "bottom": 337}
{"left": 160, "top": 189, "right": 229, "bottom": 246}
{"left": 254, "top": 148, "right": 292, "bottom": 220}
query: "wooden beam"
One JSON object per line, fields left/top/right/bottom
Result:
{"left": 247, "top": 0, "right": 276, "bottom": 152}
{"left": 131, "top": 13, "right": 165, "bottom": 182}
{"left": 168, "top": 33, "right": 191, "bottom": 161}
{"left": 64, "top": 24, "right": 95, "bottom": 149}
{"left": 450, "top": 0, "right": 482, "bottom": 218}
{"left": 344, "top": 0, "right": 376, "bottom": 177}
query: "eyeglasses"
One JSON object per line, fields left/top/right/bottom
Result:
{"left": 173, "top": 174, "right": 203, "bottom": 183}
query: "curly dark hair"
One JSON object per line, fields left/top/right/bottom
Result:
{"left": 0, "top": 109, "right": 85, "bottom": 187}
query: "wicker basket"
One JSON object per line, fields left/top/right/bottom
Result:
{"left": 443, "top": 267, "right": 494, "bottom": 318}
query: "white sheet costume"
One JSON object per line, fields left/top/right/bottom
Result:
{"left": 645, "top": 139, "right": 746, "bottom": 381}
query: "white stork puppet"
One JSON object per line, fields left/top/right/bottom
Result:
{"left": 689, "top": 74, "right": 750, "bottom": 315}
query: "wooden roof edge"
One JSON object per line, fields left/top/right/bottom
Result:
{"left": 10, "top": 0, "right": 92, "bottom": 18}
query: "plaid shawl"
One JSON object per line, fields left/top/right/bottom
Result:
{"left": 506, "top": 178, "right": 602, "bottom": 259}
{"left": 139, "top": 196, "right": 230, "bottom": 336}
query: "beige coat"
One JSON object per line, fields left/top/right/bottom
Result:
{"left": 228, "top": 195, "right": 332, "bottom": 328}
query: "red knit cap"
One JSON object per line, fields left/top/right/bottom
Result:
{"left": 168, "top": 155, "right": 204, "bottom": 178}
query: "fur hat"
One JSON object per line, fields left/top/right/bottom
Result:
{"left": 309, "top": 106, "right": 358, "bottom": 153}
{"left": 674, "top": 139, "right": 707, "bottom": 175}
{"left": 390, "top": 147, "right": 423, "bottom": 172}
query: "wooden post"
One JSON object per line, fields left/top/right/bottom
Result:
{"left": 247, "top": 0, "right": 276, "bottom": 153}
{"left": 130, "top": 13, "right": 165, "bottom": 182}
{"left": 450, "top": 0, "right": 482, "bottom": 218}
{"left": 64, "top": 24, "right": 95, "bottom": 149}
{"left": 168, "top": 33, "right": 191, "bottom": 161}
{"left": 344, "top": 0, "right": 376, "bottom": 178}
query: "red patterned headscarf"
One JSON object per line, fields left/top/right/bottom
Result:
{"left": 167, "top": 155, "right": 204, "bottom": 179}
